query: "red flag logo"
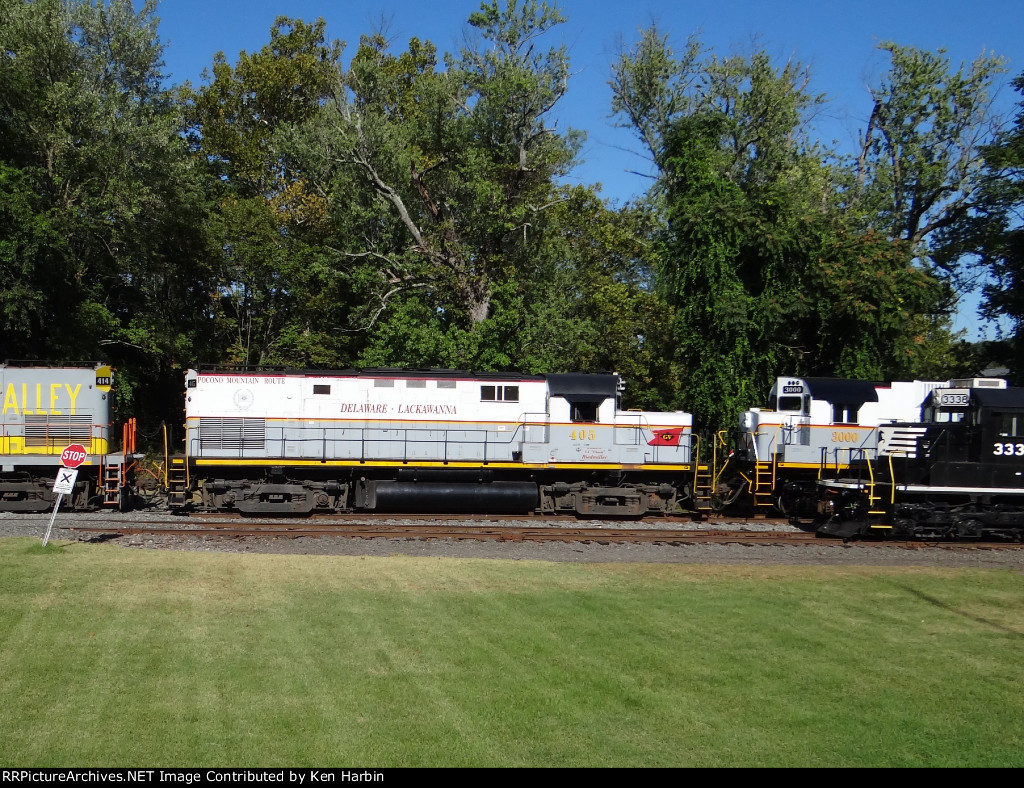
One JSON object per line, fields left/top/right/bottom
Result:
{"left": 648, "top": 427, "right": 683, "bottom": 446}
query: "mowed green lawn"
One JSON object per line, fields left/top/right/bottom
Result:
{"left": 1, "top": 538, "right": 1022, "bottom": 768}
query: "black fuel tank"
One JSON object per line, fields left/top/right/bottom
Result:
{"left": 361, "top": 481, "right": 538, "bottom": 513}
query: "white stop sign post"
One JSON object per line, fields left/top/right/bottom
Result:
{"left": 42, "top": 444, "right": 87, "bottom": 547}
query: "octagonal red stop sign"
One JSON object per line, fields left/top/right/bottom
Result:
{"left": 60, "top": 444, "right": 88, "bottom": 468}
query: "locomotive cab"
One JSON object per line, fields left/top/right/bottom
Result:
{"left": 739, "top": 377, "right": 935, "bottom": 465}
{"left": 914, "top": 383, "right": 1024, "bottom": 489}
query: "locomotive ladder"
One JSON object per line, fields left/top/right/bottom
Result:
{"left": 866, "top": 453, "right": 885, "bottom": 516}
{"left": 691, "top": 461, "right": 715, "bottom": 512}
{"left": 691, "top": 432, "right": 726, "bottom": 512}
{"left": 102, "top": 418, "right": 138, "bottom": 508}
{"left": 101, "top": 465, "right": 121, "bottom": 507}
{"left": 752, "top": 460, "right": 776, "bottom": 511}
{"left": 166, "top": 455, "right": 190, "bottom": 508}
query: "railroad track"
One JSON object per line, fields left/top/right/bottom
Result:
{"left": 56, "top": 522, "right": 1024, "bottom": 550}
{"left": 5, "top": 510, "right": 1022, "bottom": 549}
{"left": 62, "top": 523, "right": 814, "bottom": 544}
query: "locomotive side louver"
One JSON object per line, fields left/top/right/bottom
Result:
{"left": 24, "top": 414, "right": 94, "bottom": 447}
{"left": 198, "top": 417, "right": 267, "bottom": 451}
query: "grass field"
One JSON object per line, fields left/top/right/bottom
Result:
{"left": 1, "top": 537, "right": 1022, "bottom": 767}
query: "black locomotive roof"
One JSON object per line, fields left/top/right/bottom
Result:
{"left": 545, "top": 373, "right": 618, "bottom": 403}
{"left": 802, "top": 378, "right": 880, "bottom": 408}
{"left": 958, "top": 387, "right": 1024, "bottom": 409}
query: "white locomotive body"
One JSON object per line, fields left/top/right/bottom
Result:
{"left": 178, "top": 368, "right": 704, "bottom": 516}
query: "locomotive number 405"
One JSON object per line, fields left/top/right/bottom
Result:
{"left": 992, "top": 442, "right": 1024, "bottom": 456}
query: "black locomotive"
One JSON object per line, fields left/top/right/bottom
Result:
{"left": 817, "top": 379, "right": 1024, "bottom": 541}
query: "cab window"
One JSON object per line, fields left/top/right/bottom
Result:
{"left": 570, "top": 403, "right": 598, "bottom": 423}
{"left": 776, "top": 395, "right": 805, "bottom": 413}
{"left": 998, "top": 412, "right": 1024, "bottom": 437}
{"left": 832, "top": 404, "right": 857, "bottom": 424}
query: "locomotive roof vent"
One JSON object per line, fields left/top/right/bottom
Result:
{"left": 949, "top": 378, "right": 1007, "bottom": 389}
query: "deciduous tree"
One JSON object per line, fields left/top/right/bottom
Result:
{"left": 291, "top": 0, "right": 584, "bottom": 370}
{"left": 974, "top": 74, "right": 1024, "bottom": 381}
{"left": 185, "top": 16, "right": 344, "bottom": 366}
{"left": 0, "top": 0, "right": 219, "bottom": 431}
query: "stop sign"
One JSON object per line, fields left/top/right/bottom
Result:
{"left": 60, "top": 444, "right": 88, "bottom": 468}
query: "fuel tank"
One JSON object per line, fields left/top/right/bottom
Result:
{"left": 357, "top": 480, "right": 539, "bottom": 513}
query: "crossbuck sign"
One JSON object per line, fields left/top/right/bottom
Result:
{"left": 53, "top": 467, "right": 79, "bottom": 495}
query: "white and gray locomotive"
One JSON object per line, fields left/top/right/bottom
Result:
{"left": 169, "top": 367, "right": 709, "bottom": 517}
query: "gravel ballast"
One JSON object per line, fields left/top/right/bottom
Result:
{"left": 3, "top": 510, "right": 1024, "bottom": 570}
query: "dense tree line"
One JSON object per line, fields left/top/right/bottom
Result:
{"left": 1, "top": 0, "right": 1021, "bottom": 440}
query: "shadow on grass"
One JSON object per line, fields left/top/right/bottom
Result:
{"left": 893, "top": 581, "right": 1024, "bottom": 638}
{"left": 22, "top": 542, "right": 70, "bottom": 555}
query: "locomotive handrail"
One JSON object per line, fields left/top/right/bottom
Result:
{"left": 188, "top": 412, "right": 688, "bottom": 465}
{"left": 191, "top": 421, "right": 527, "bottom": 464}
{"left": 612, "top": 411, "right": 662, "bottom": 449}
{"left": 711, "top": 430, "right": 730, "bottom": 488}
{"left": 753, "top": 421, "right": 787, "bottom": 463}
{"left": 818, "top": 443, "right": 849, "bottom": 477}
{"left": 162, "top": 423, "right": 169, "bottom": 489}
{"left": 0, "top": 417, "right": 109, "bottom": 455}
{"left": 750, "top": 423, "right": 783, "bottom": 496}
{"left": 864, "top": 448, "right": 878, "bottom": 509}
{"left": 832, "top": 446, "right": 883, "bottom": 510}
{"left": 887, "top": 452, "right": 901, "bottom": 503}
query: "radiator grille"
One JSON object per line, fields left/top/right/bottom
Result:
{"left": 24, "top": 414, "right": 94, "bottom": 447}
{"left": 198, "top": 418, "right": 266, "bottom": 451}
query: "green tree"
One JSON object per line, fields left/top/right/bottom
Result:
{"left": 184, "top": 16, "right": 346, "bottom": 366}
{"left": 609, "top": 24, "right": 705, "bottom": 188}
{"left": 850, "top": 42, "right": 1007, "bottom": 295}
{"left": 292, "top": 0, "right": 584, "bottom": 369}
{"left": 974, "top": 73, "right": 1024, "bottom": 382}
{"left": 611, "top": 30, "right": 989, "bottom": 428}
{"left": 0, "top": 0, "right": 219, "bottom": 433}
{"left": 839, "top": 42, "right": 1010, "bottom": 382}
{"left": 612, "top": 37, "right": 833, "bottom": 426}
{"left": 512, "top": 189, "right": 675, "bottom": 407}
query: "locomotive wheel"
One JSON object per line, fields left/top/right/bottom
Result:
{"left": 956, "top": 518, "right": 985, "bottom": 539}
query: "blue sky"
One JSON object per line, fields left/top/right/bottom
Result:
{"left": 149, "top": 0, "right": 1024, "bottom": 338}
